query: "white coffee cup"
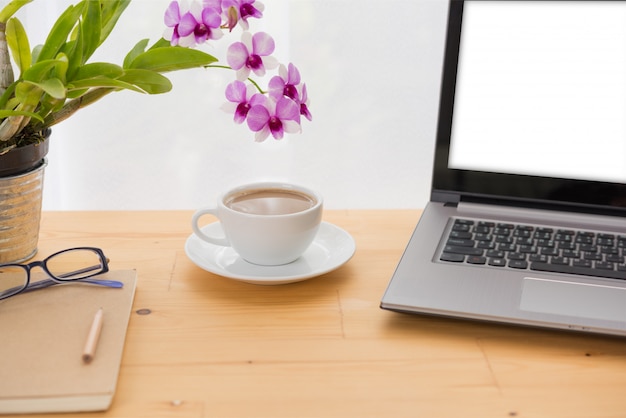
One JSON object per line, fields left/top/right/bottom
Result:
{"left": 191, "top": 182, "right": 323, "bottom": 266}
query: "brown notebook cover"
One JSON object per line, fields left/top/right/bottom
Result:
{"left": 0, "top": 270, "right": 137, "bottom": 414}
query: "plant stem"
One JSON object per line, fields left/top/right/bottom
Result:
{"left": 0, "top": 22, "right": 15, "bottom": 98}
{"left": 204, "top": 64, "right": 266, "bottom": 94}
{"left": 32, "top": 88, "right": 115, "bottom": 132}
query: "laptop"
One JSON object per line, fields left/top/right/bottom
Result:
{"left": 381, "top": 0, "right": 626, "bottom": 336}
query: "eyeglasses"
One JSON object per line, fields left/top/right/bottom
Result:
{"left": 0, "top": 247, "right": 122, "bottom": 301}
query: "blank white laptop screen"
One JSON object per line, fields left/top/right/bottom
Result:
{"left": 448, "top": 1, "right": 626, "bottom": 184}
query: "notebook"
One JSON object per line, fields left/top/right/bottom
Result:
{"left": 0, "top": 269, "right": 137, "bottom": 414}
{"left": 381, "top": 0, "right": 626, "bottom": 336}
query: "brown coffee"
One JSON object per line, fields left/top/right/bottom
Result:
{"left": 225, "top": 188, "right": 316, "bottom": 215}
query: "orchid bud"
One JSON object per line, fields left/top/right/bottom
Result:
{"left": 227, "top": 6, "right": 238, "bottom": 32}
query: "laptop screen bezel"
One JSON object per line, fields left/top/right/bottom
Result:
{"left": 431, "top": 0, "right": 626, "bottom": 215}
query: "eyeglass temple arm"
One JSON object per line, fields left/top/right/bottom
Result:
{"left": 0, "top": 278, "right": 123, "bottom": 299}
{"left": 22, "top": 278, "right": 124, "bottom": 293}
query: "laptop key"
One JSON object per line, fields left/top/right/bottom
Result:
{"left": 530, "top": 262, "right": 626, "bottom": 280}
{"left": 529, "top": 254, "right": 548, "bottom": 263}
{"left": 473, "top": 226, "right": 491, "bottom": 234}
{"left": 488, "top": 258, "right": 506, "bottom": 267}
{"left": 601, "top": 246, "right": 619, "bottom": 255}
{"left": 573, "top": 259, "right": 592, "bottom": 268}
{"left": 607, "top": 254, "right": 624, "bottom": 263}
{"left": 583, "top": 252, "right": 602, "bottom": 261}
{"left": 452, "top": 223, "right": 471, "bottom": 232}
{"left": 508, "top": 260, "right": 529, "bottom": 269}
{"left": 550, "top": 257, "right": 570, "bottom": 265}
{"left": 559, "top": 247, "right": 579, "bottom": 255}
{"left": 518, "top": 245, "right": 537, "bottom": 253}
{"left": 507, "top": 252, "right": 526, "bottom": 261}
{"left": 467, "top": 256, "right": 487, "bottom": 265}
{"left": 596, "top": 261, "right": 614, "bottom": 270}
{"left": 477, "top": 241, "right": 496, "bottom": 250}
{"left": 450, "top": 230, "right": 472, "bottom": 239}
{"left": 486, "top": 249, "right": 504, "bottom": 258}
{"left": 540, "top": 247, "right": 559, "bottom": 256}
{"left": 443, "top": 245, "right": 483, "bottom": 256}
{"left": 440, "top": 253, "right": 465, "bottom": 263}
{"left": 446, "top": 238, "right": 475, "bottom": 247}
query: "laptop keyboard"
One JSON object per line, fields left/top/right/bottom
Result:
{"left": 440, "top": 218, "right": 626, "bottom": 280}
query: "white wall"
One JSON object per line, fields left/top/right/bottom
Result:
{"left": 19, "top": 0, "right": 448, "bottom": 210}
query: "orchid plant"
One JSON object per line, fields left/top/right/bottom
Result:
{"left": 0, "top": 0, "right": 311, "bottom": 156}
{"left": 163, "top": 0, "right": 312, "bottom": 141}
{"left": 0, "top": 0, "right": 218, "bottom": 154}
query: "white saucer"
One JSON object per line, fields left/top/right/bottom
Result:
{"left": 184, "top": 222, "right": 356, "bottom": 285}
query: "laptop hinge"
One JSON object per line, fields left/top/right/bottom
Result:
{"left": 456, "top": 202, "right": 626, "bottom": 233}
{"left": 432, "top": 191, "right": 460, "bottom": 206}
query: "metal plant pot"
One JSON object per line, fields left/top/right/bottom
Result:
{"left": 0, "top": 160, "right": 47, "bottom": 263}
{"left": 0, "top": 134, "right": 50, "bottom": 264}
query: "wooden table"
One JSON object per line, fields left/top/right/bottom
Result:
{"left": 26, "top": 210, "right": 626, "bottom": 417}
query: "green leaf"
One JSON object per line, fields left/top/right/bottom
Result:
{"left": 0, "top": 81, "right": 16, "bottom": 109}
{"left": 68, "top": 77, "right": 146, "bottom": 94}
{"left": 0, "top": 109, "right": 43, "bottom": 123}
{"left": 67, "top": 88, "right": 88, "bottom": 100}
{"left": 100, "top": 0, "right": 130, "bottom": 44}
{"left": 73, "top": 62, "right": 124, "bottom": 81}
{"left": 23, "top": 78, "right": 66, "bottom": 100}
{"left": 118, "top": 69, "right": 173, "bottom": 94}
{"left": 51, "top": 52, "right": 69, "bottom": 84}
{"left": 123, "top": 38, "right": 149, "bottom": 69}
{"left": 22, "top": 59, "right": 64, "bottom": 82}
{"left": 80, "top": 0, "right": 101, "bottom": 63}
{"left": 0, "top": 0, "right": 33, "bottom": 23}
{"left": 14, "top": 81, "right": 42, "bottom": 107}
{"left": 59, "top": 39, "right": 80, "bottom": 79}
{"left": 37, "top": 3, "right": 83, "bottom": 62}
{"left": 127, "top": 46, "right": 217, "bottom": 73}
{"left": 31, "top": 43, "right": 42, "bottom": 63}
{"left": 5, "top": 17, "right": 30, "bottom": 74}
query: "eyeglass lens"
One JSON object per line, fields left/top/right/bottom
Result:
{"left": 0, "top": 266, "right": 28, "bottom": 298}
{"left": 46, "top": 248, "right": 105, "bottom": 280}
{"left": 0, "top": 248, "right": 106, "bottom": 299}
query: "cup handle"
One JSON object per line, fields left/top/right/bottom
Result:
{"left": 191, "top": 208, "right": 230, "bottom": 246}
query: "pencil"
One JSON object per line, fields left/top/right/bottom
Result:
{"left": 82, "top": 307, "right": 104, "bottom": 364}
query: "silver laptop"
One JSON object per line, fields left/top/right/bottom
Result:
{"left": 381, "top": 0, "right": 626, "bottom": 336}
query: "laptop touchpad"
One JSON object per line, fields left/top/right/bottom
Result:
{"left": 520, "top": 277, "right": 626, "bottom": 322}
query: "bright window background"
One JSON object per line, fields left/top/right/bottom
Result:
{"left": 18, "top": 0, "right": 447, "bottom": 210}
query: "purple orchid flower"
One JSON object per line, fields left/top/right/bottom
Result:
{"left": 269, "top": 63, "right": 301, "bottom": 102}
{"left": 299, "top": 83, "right": 313, "bottom": 122}
{"left": 269, "top": 63, "right": 313, "bottom": 121}
{"left": 227, "top": 31, "right": 278, "bottom": 81}
{"left": 222, "top": 0, "right": 264, "bottom": 30}
{"left": 203, "top": 0, "right": 223, "bottom": 13}
{"left": 164, "top": 1, "right": 183, "bottom": 45}
{"left": 179, "top": 2, "right": 223, "bottom": 47}
{"left": 246, "top": 96, "right": 301, "bottom": 141}
{"left": 222, "top": 80, "right": 264, "bottom": 124}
